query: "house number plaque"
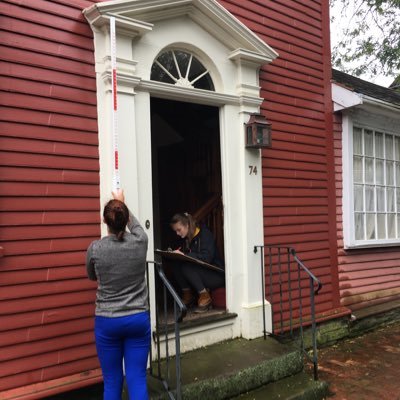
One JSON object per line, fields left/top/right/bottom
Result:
{"left": 249, "top": 165, "right": 258, "bottom": 175}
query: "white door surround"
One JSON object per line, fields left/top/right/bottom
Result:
{"left": 84, "top": 0, "right": 278, "bottom": 343}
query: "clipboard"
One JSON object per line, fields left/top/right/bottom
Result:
{"left": 155, "top": 249, "right": 225, "bottom": 274}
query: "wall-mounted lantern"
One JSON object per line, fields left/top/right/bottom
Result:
{"left": 245, "top": 113, "right": 272, "bottom": 148}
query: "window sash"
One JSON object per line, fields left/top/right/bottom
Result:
{"left": 151, "top": 49, "right": 215, "bottom": 91}
{"left": 351, "top": 126, "right": 400, "bottom": 244}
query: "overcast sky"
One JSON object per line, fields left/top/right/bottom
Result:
{"left": 329, "top": 2, "right": 394, "bottom": 87}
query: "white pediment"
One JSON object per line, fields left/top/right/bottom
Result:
{"left": 83, "top": 0, "right": 278, "bottom": 65}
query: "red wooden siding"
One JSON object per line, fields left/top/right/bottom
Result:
{"left": 220, "top": 0, "right": 344, "bottom": 326}
{"left": 0, "top": 0, "right": 103, "bottom": 396}
{"left": 0, "top": 0, "right": 347, "bottom": 397}
{"left": 333, "top": 113, "right": 400, "bottom": 311}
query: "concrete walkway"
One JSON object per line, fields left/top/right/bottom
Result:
{"left": 316, "top": 320, "right": 400, "bottom": 400}
{"left": 46, "top": 320, "right": 400, "bottom": 399}
{"left": 207, "top": 320, "right": 400, "bottom": 399}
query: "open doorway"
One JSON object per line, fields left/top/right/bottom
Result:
{"left": 150, "top": 97, "right": 225, "bottom": 314}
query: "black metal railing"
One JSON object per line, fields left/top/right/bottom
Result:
{"left": 147, "top": 262, "right": 186, "bottom": 399}
{"left": 253, "top": 246, "right": 322, "bottom": 380}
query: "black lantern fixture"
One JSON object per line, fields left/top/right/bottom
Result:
{"left": 245, "top": 113, "right": 272, "bottom": 148}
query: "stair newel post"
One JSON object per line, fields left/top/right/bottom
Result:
{"left": 254, "top": 245, "right": 267, "bottom": 340}
{"left": 261, "top": 246, "right": 266, "bottom": 340}
{"left": 149, "top": 261, "right": 187, "bottom": 399}
{"left": 174, "top": 301, "right": 182, "bottom": 399}
{"left": 310, "top": 276, "right": 319, "bottom": 380}
{"left": 155, "top": 281, "right": 162, "bottom": 378}
{"left": 163, "top": 279, "right": 170, "bottom": 384}
{"left": 291, "top": 249, "right": 322, "bottom": 381}
{"left": 287, "top": 248, "right": 293, "bottom": 336}
{"left": 268, "top": 246, "right": 274, "bottom": 335}
{"left": 278, "top": 247, "right": 283, "bottom": 335}
{"left": 296, "top": 252, "right": 304, "bottom": 352}
{"left": 146, "top": 262, "right": 153, "bottom": 376}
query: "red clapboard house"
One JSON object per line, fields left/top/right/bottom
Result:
{"left": 1, "top": 0, "right": 396, "bottom": 398}
{"left": 1, "top": 0, "right": 103, "bottom": 398}
{"left": 332, "top": 69, "right": 400, "bottom": 315}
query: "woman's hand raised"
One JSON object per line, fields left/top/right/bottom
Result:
{"left": 112, "top": 189, "right": 125, "bottom": 203}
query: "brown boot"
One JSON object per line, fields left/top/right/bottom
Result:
{"left": 195, "top": 289, "right": 212, "bottom": 313}
{"left": 181, "top": 288, "right": 195, "bottom": 307}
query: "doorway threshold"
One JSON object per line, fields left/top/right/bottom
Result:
{"left": 156, "top": 309, "right": 237, "bottom": 335}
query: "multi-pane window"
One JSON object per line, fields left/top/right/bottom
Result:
{"left": 353, "top": 126, "right": 400, "bottom": 242}
{"left": 151, "top": 50, "right": 215, "bottom": 91}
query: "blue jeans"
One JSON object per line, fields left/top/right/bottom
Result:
{"left": 95, "top": 312, "right": 151, "bottom": 400}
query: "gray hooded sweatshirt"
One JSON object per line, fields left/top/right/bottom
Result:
{"left": 86, "top": 212, "right": 149, "bottom": 317}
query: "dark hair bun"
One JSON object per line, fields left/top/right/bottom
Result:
{"left": 103, "top": 200, "right": 129, "bottom": 241}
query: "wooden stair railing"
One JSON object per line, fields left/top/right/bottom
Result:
{"left": 192, "top": 193, "right": 224, "bottom": 262}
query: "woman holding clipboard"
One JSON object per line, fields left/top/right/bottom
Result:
{"left": 169, "top": 212, "right": 225, "bottom": 312}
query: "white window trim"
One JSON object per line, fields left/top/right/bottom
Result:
{"left": 342, "top": 112, "right": 400, "bottom": 248}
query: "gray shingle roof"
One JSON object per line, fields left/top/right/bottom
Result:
{"left": 332, "top": 69, "right": 400, "bottom": 107}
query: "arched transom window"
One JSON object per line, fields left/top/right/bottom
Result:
{"left": 151, "top": 49, "right": 215, "bottom": 91}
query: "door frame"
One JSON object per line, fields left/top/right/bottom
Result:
{"left": 84, "top": 0, "right": 278, "bottom": 341}
{"left": 150, "top": 97, "right": 222, "bottom": 255}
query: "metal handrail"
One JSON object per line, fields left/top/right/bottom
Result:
{"left": 254, "top": 245, "right": 322, "bottom": 380}
{"left": 147, "top": 261, "right": 186, "bottom": 400}
{"left": 155, "top": 263, "right": 187, "bottom": 322}
{"left": 290, "top": 248, "right": 322, "bottom": 295}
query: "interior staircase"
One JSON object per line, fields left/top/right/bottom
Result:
{"left": 147, "top": 335, "right": 328, "bottom": 400}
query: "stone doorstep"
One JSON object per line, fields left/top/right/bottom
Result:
{"left": 148, "top": 336, "right": 313, "bottom": 400}
{"left": 154, "top": 310, "right": 238, "bottom": 335}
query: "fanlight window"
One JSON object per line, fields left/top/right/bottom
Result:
{"left": 151, "top": 50, "right": 215, "bottom": 91}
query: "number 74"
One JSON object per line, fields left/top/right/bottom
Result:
{"left": 249, "top": 165, "right": 258, "bottom": 175}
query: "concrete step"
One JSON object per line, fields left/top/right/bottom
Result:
{"left": 153, "top": 311, "right": 238, "bottom": 358}
{"left": 148, "top": 336, "right": 318, "bottom": 400}
{"left": 46, "top": 336, "right": 327, "bottom": 400}
{"left": 232, "top": 371, "right": 329, "bottom": 400}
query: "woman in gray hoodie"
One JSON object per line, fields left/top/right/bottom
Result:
{"left": 86, "top": 190, "right": 150, "bottom": 400}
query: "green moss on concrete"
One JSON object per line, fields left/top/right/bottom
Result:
{"left": 148, "top": 336, "right": 303, "bottom": 400}
{"left": 231, "top": 372, "right": 328, "bottom": 400}
{"left": 181, "top": 350, "right": 303, "bottom": 400}
{"left": 300, "top": 303, "right": 400, "bottom": 352}
{"left": 316, "top": 319, "right": 350, "bottom": 347}
{"left": 296, "top": 318, "right": 350, "bottom": 350}
{"left": 349, "top": 307, "right": 400, "bottom": 337}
